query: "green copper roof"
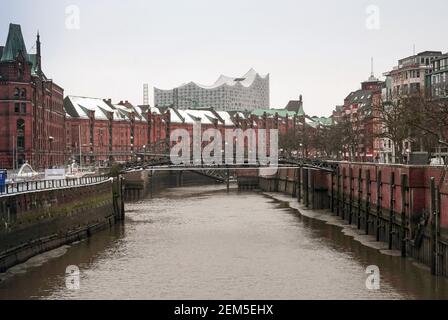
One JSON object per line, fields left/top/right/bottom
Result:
{"left": 307, "top": 116, "right": 333, "bottom": 127}
{"left": 297, "top": 103, "right": 305, "bottom": 116}
{"left": 0, "top": 24, "right": 30, "bottom": 63}
{"left": 28, "top": 54, "right": 38, "bottom": 75}
{"left": 251, "top": 108, "right": 299, "bottom": 117}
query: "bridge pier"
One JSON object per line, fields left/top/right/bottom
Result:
{"left": 177, "top": 171, "right": 184, "bottom": 187}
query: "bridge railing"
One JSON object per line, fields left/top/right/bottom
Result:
{"left": 0, "top": 175, "right": 110, "bottom": 196}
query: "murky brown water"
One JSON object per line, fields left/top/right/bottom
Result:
{"left": 0, "top": 184, "right": 447, "bottom": 299}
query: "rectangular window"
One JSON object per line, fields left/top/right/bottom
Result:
{"left": 14, "top": 103, "right": 20, "bottom": 113}
{"left": 17, "top": 136, "right": 25, "bottom": 149}
{"left": 21, "top": 103, "right": 26, "bottom": 113}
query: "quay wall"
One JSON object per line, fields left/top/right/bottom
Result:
{"left": 122, "top": 169, "right": 222, "bottom": 200}
{"left": 257, "top": 163, "right": 448, "bottom": 277}
{"left": 0, "top": 178, "right": 124, "bottom": 272}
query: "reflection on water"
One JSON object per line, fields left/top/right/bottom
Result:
{"left": 0, "top": 184, "right": 447, "bottom": 299}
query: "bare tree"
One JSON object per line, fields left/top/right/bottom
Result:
{"left": 373, "top": 98, "right": 415, "bottom": 163}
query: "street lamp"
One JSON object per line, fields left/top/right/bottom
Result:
{"left": 130, "top": 143, "right": 134, "bottom": 162}
{"left": 48, "top": 136, "right": 54, "bottom": 169}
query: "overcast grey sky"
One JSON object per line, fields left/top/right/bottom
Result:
{"left": 2, "top": 0, "right": 447, "bottom": 115}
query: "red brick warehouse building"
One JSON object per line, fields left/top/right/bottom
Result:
{"left": 64, "top": 96, "right": 156, "bottom": 166}
{"left": 0, "top": 23, "right": 65, "bottom": 169}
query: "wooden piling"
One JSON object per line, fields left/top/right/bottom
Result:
{"left": 389, "top": 171, "right": 395, "bottom": 250}
{"left": 292, "top": 168, "right": 297, "bottom": 197}
{"left": 400, "top": 173, "right": 407, "bottom": 257}
{"left": 330, "top": 170, "right": 335, "bottom": 213}
{"left": 365, "top": 169, "right": 371, "bottom": 235}
{"left": 376, "top": 170, "right": 382, "bottom": 242}
{"left": 430, "top": 177, "right": 437, "bottom": 275}
{"left": 304, "top": 169, "right": 309, "bottom": 208}
{"left": 310, "top": 169, "right": 315, "bottom": 209}
{"left": 226, "top": 168, "right": 230, "bottom": 193}
{"left": 336, "top": 167, "right": 341, "bottom": 217}
{"left": 349, "top": 167, "right": 353, "bottom": 224}
{"left": 341, "top": 168, "right": 346, "bottom": 220}
{"left": 149, "top": 169, "right": 153, "bottom": 198}
{"left": 357, "top": 168, "right": 362, "bottom": 229}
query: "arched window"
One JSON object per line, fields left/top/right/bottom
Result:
{"left": 14, "top": 88, "right": 20, "bottom": 99}
{"left": 20, "top": 88, "right": 26, "bottom": 99}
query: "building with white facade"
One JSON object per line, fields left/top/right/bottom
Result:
{"left": 154, "top": 68, "right": 269, "bottom": 111}
{"left": 385, "top": 51, "right": 442, "bottom": 99}
{"left": 377, "top": 51, "right": 443, "bottom": 164}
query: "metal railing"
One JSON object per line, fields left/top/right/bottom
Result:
{"left": 0, "top": 175, "right": 110, "bottom": 196}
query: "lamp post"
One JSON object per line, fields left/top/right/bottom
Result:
{"left": 12, "top": 135, "right": 16, "bottom": 171}
{"left": 130, "top": 143, "right": 134, "bottom": 163}
{"left": 78, "top": 125, "right": 82, "bottom": 171}
{"left": 48, "top": 136, "right": 54, "bottom": 169}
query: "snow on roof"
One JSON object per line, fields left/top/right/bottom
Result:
{"left": 170, "top": 108, "right": 186, "bottom": 123}
{"left": 214, "top": 111, "right": 235, "bottom": 126}
{"left": 168, "top": 108, "right": 236, "bottom": 125}
{"left": 66, "top": 96, "right": 114, "bottom": 120}
{"left": 134, "top": 105, "right": 147, "bottom": 119}
{"left": 112, "top": 109, "right": 130, "bottom": 121}
{"left": 113, "top": 104, "right": 129, "bottom": 112}
{"left": 235, "top": 112, "right": 247, "bottom": 119}
{"left": 185, "top": 110, "right": 215, "bottom": 124}
{"left": 109, "top": 104, "right": 147, "bottom": 122}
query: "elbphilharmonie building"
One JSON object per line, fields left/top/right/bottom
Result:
{"left": 154, "top": 69, "right": 269, "bottom": 111}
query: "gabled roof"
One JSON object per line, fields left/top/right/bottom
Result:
{"left": 168, "top": 108, "right": 225, "bottom": 125}
{"left": 0, "top": 24, "right": 31, "bottom": 63}
{"left": 345, "top": 89, "right": 373, "bottom": 109}
{"left": 213, "top": 111, "right": 235, "bottom": 126}
{"left": 185, "top": 110, "right": 215, "bottom": 124}
{"left": 64, "top": 96, "right": 115, "bottom": 120}
{"left": 284, "top": 100, "right": 305, "bottom": 116}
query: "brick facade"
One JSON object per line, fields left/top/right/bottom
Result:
{"left": 0, "top": 24, "right": 65, "bottom": 169}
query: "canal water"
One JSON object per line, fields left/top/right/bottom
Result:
{"left": 0, "top": 184, "right": 447, "bottom": 299}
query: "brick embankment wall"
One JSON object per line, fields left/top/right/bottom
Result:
{"left": 0, "top": 178, "right": 124, "bottom": 272}
{"left": 258, "top": 163, "right": 448, "bottom": 277}
{"left": 122, "top": 169, "right": 223, "bottom": 201}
